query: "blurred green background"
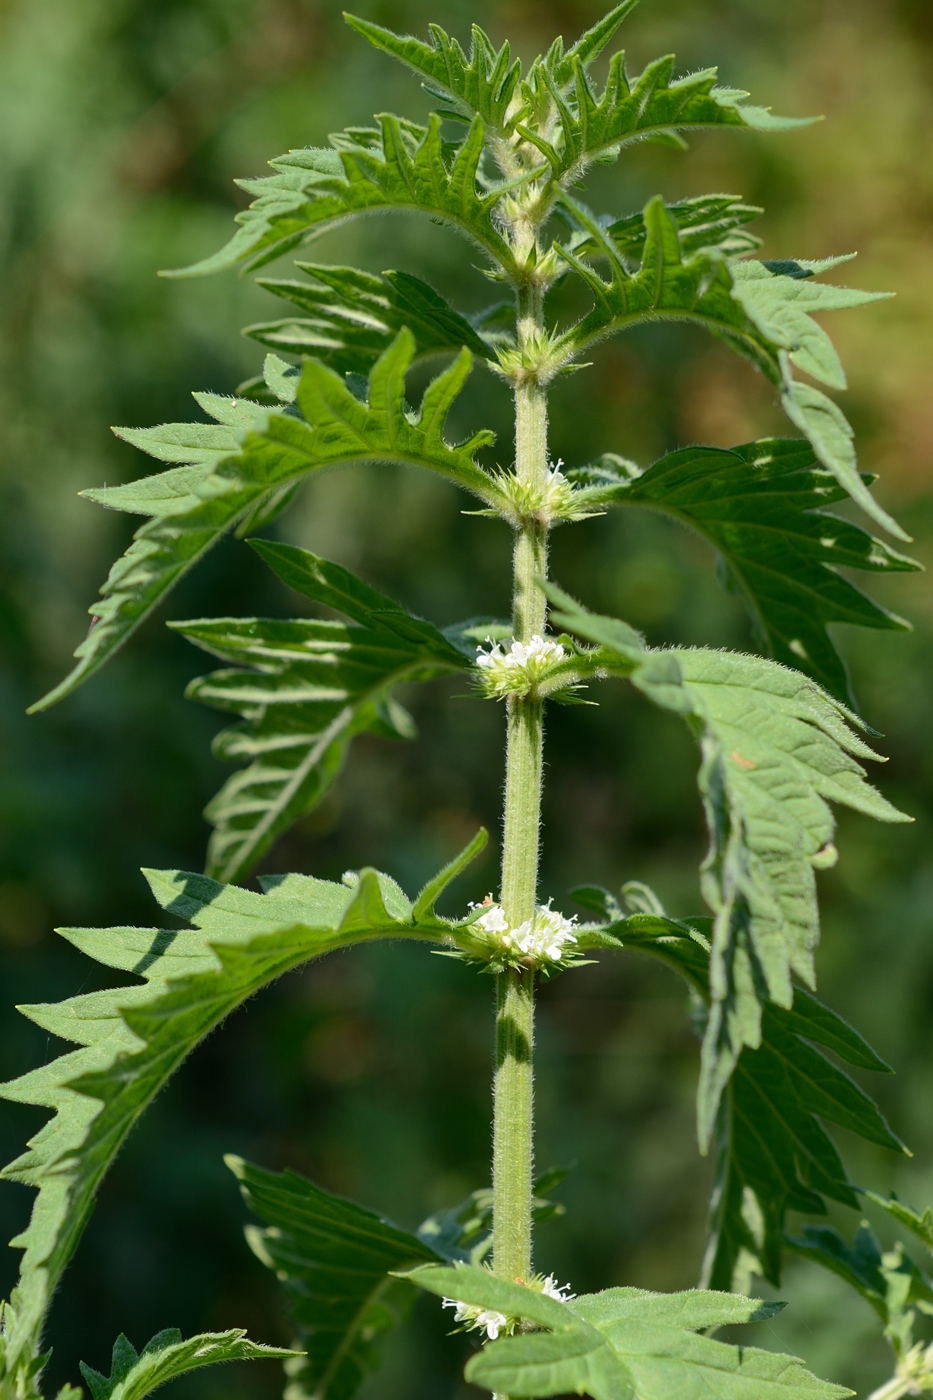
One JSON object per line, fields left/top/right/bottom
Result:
{"left": 1, "top": 0, "right": 931, "bottom": 1396}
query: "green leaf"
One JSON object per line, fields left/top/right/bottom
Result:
{"left": 542, "top": 3, "right": 643, "bottom": 89}
{"left": 0, "top": 856, "right": 473, "bottom": 1386}
{"left": 344, "top": 15, "right": 522, "bottom": 135}
{"left": 230, "top": 1156, "right": 565, "bottom": 1400}
{"left": 574, "top": 438, "right": 919, "bottom": 702}
{"left": 863, "top": 1192, "right": 933, "bottom": 1250}
{"left": 591, "top": 904, "right": 904, "bottom": 1290}
{"left": 228, "top": 1158, "right": 443, "bottom": 1400}
{"left": 245, "top": 262, "right": 494, "bottom": 371}
{"left": 407, "top": 1264, "right": 850, "bottom": 1400}
{"left": 520, "top": 49, "right": 811, "bottom": 181}
{"left": 544, "top": 583, "right": 909, "bottom": 1148}
{"left": 173, "top": 544, "right": 472, "bottom": 883}
{"left": 164, "top": 114, "right": 521, "bottom": 280}
{"left": 567, "top": 194, "right": 763, "bottom": 262}
{"left": 787, "top": 1219, "right": 933, "bottom": 1358}
{"left": 555, "top": 198, "right": 906, "bottom": 540}
{"left": 31, "top": 333, "right": 499, "bottom": 712}
{"left": 79, "top": 1329, "right": 292, "bottom": 1400}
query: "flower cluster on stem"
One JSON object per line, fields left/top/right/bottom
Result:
{"left": 466, "top": 897, "right": 578, "bottom": 971}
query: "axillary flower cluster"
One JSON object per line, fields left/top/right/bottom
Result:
{"left": 442, "top": 1272, "right": 575, "bottom": 1341}
{"left": 475, "top": 634, "right": 570, "bottom": 700}
{"left": 466, "top": 897, "right": 578, "bottom": 971}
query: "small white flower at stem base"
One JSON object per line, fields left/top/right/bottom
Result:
{"left": 442, "top": 1298, "right": 509, "bottom": 1340}
{"left": 468, "top": 898, "right": 578, "bottom": 967}
{"left": 475, "top": 634, "right": 568, "bottom": 699}
{"left": 540, "top": 1274, "right": 575, "bottom": 1303}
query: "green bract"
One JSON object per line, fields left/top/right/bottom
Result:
{"left": 3, "top": 6, "right": 918, "bottom": 1400}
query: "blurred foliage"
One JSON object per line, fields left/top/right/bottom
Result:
{"left": 0, "top": 0, "right": 931, "bottom": 1397}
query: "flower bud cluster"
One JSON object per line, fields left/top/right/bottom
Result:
{"left": 442, "top": 1272, "right": 574, "bottom": 1340}
{"left": 497, "top": 463, "right": 579, "bottom": 526}
{"left": 468, "top": 898, "right": 578, "bottom": 969}
{"left": 475, "top": 634, "right": 568, "bottom": 700}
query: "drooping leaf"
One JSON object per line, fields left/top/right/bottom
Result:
{"left": 407, "top": 1264, "right": 849, "bottom": 1400}
{"left": 31, "top": 332, "right": 499, "bottom": 712}
{"left": 173, "top": 543, "right": 471, "bottom": 883}
{"left": 244, "top": 262, "right": 494, "bottom": 371}
{"left": 574, "top": 897, "right": 905, "bottom": 1291}
{"left": 229, "top": 1156, "right": 567, "bottom": 1400}
{"left": 554, "top": 197, "right": 905, "bottom": 539}
{"left": 519, "top": 48, "right": 810, "bottom": 181}
{"left": 544, "top": 583, "right": 909, "bottom": 1147}
{"left": 78, "top": 1329, "right": 292, "bottom": 1400}
{"left": 229, "top": 1159, "right": 443, "bottom": 1400}
{"left": 571, "top": 438, "right": 919, "bottom": 702}
{"left": 164, "top": 115, "right": 522, "bottom": 280}
{"left": 0, "top": 845, "right": 483, "bottom": 1386}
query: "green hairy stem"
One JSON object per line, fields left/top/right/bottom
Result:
{"left": 1, "top": 7, "right": 921, "bottom": 1400}
{"left": 492, "top": 275, "right": 551, "bottom": 1284}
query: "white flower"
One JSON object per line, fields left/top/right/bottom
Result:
{"left": 469, "top": 898, "right": 578, "bottom": 967}
{"left": 442, "top": 1297, "right": 509, "bottom": 1340}
{"left": 505, "top": 903, "right": 578, "bottom": 963}
{"left": 475, "top": 634, "right": 568, "bottom": 699}
{"left": 540, "top": 1275, "right": 575, "bottom": 1303}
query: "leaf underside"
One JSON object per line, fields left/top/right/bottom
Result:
{"left": 573, "top": 437, "right": 918, "bottom": 703}
{"left": 408, "top": 1263, "right": 849, "bottom": 1400}
{"left": 174, "top": 541, "right": 471, "bottom": 883}
{"left": 546, "top": 584, "right": 908, "bottom": 1147}
{"left": 578, "top": 904, "right": 904, "bottom": 1291}
{"left": 31, "top": 332, "right": 497, "bottom": 712}
{"left": 0, "top": 842, "right": 483, "bottom": 1385}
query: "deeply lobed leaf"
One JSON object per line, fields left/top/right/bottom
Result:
{"left": 245, "top": 262, "right": 495, "bottom": 372}
{"left": 545, "top": 584, "right": 909, "bottom": 1147}
{"left": 572, "top": 438, "right": 919, "bottom": 702}
{"left": 79, "top": 1329, "right": 292, "bottom": 1400}
{"left": 0, "top": 841, "right": 484, "bottom": 1385}
{"left": 165, "top": 113, "right": 521, "bottom": 280}
{"left": 576, "top": 899, "right": 904, "bottom": 1290}
{"left": 229, "top": 1159, "right": 443, "bottom": 1400}
{"left": 174, "top": 543, "right": 471, "bottom": 883}
{"left": 32, "top": 333, "right": 499, "bottom": 712}
{"left": 555, "top": 198, "right": 904, "bottom": 539}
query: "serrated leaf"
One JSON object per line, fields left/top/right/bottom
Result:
{"left": 0, "top": 857, "right": 475, "bottom": 1385}
{"left": 521, "top": 49, "right": 810, "bottom": 182}
{"left": 344, "top": 16, "right": 522, "bottom": 136}
{"left": 576, "top": 438, "right": 919, "bottom": 702}
{"left": 32, "top": 333, "right": 499, "bottom": 712}
{"left": 78, "top": 1329, "right": 292, "bottom": 1400}
{"left": 245, "top": 262, "right": 493, "bottom": 372}
{"left": 544, "top": 584, "right": 909, "bottom": 1149}
{"left": 787, "top": 1219, "right": 933, "bottom": 1360}
{"left": 165, "top": 114, "right": 520, "bottom": 279}
{"left": 555, "top": 197, "right": 906, "bottom": 540}
{"left": 229, "top": 1158, "right": 443, "bottom": 1400}
{"left": 590, "top": 907, "right": 904, "bottom": 1290}
{"left": 173, "top": 544, "right": 472, "bottom": 883}
{"left": 231, "top": 1155, "right": 566, "bottom": 1400}
{"left": 407, "top": 1264, "right": 849, "bottom": 1400}
{"left": 863, "top": 1193, "right": 933, "bottom": 1250}
{"left": 568, "top": 194, "right": 763, "bottom": 262}
{"left": 543, "top": 3, "right": 643, "bottom": 89}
